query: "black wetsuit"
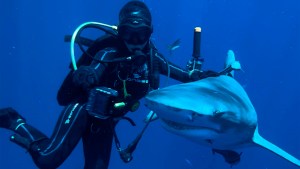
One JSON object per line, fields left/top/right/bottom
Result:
{"left": 6, "top": 35, "right": 212, "bottom": 169}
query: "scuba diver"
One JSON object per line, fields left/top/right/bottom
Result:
{"left": 0, "top": 1, "right": 219, "bottom": 169}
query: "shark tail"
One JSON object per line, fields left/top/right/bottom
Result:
{"left": 224, "top": 50, "right": 241, "bottom": 77}
{"left": 252, "top": 127, "right": 300, "bottom": 167}
{"left": 219, "top": 50, "right": 241, "bottom": 77}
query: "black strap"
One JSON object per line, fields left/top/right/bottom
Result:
{"left": 113, "top": 112, "right": 154, "bottom": 163}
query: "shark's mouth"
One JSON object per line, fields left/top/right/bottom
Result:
{"left": 161, "top": 119, "right": 220, "bottom": 132}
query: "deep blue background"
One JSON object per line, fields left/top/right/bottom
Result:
{"left": 1, "top": 0, "right": 300, "bottom": 169}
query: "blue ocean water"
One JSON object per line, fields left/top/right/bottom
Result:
{"left": 1, "top": 0, "right": 299, "bottom": 169}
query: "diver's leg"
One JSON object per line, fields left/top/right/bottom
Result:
{"left": 0, "top": 107, "right": 47, "bottom": 147}
{"left": 28, "top": 103, "right": 88, "bottom": 169}
{"left": 0, "top": 104, "right": 88, "bottom": 169}
{"left": 82, "top": 118, "right": 115, "bottom": 169}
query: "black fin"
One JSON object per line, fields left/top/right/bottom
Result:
{"left": 212, "top": 149, "right": 242, "bottom": 167}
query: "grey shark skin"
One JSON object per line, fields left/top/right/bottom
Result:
{"left": 145, "top": 75, "right": 300, "bottom": 167}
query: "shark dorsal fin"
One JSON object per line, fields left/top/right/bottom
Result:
{"left": 252, "top": 127, "right": 300, "bottom": 167}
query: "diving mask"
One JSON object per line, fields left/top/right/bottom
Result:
{"left": 118, "top": 20, "right": 152, "bottom": 45}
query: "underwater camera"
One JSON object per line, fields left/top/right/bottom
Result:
{"left": 86, "top": 87, "right": 118, "bottom": 119}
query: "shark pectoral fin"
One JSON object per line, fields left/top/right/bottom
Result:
{"left": 212, "top": 148, "right": 242, "bottom": 167}
{"left": 252, "top": 127, "right": 300, "bottom": 167}
{"left": 144, "top": 110, "right": 158, "bottom": 123}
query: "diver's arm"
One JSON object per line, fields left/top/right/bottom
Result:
{"left": 164, "top": 61, "right": 191, "bottom": 82}
{"left": 57, "top": 35, "right": 118, "bottom": 106}
{"left": 153, "top": 52, "right": 191, "bottom": 82}
{"left": 155, "top": 52, "right": 218, "bottom": 82}
{"left": 56, "top": 47, "right": 104, "bottom": 106}
{"left": 57, "top": 48, "right": 117, "bottom": 106}
{"left": 57, "top": 71, "right": 86, "bottom": 106}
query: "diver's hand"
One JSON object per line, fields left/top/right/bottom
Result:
{"left": 72, "top": 66, "right": 99, "bottom": 90}
{"left": 186, "top": 58, "right": 203, "bottom": 71}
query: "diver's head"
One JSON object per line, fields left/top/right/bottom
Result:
{"left": 118, "top": 0, "right": 153, "bottom": 52}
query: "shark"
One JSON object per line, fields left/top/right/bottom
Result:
{"left": 144, "top": 51, "right": 300, "bottom": 167}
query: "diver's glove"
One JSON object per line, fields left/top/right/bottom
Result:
{"left": 186, "top": 58, "right": 203, "bottom": 71}
{"left": 72, "top": 66, "right": 99, "bottom": 90}
{"left": 189, "top": 69, "right": 219, "bottom": 81}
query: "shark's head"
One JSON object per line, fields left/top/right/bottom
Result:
{"left": 145, "top": 75, "right": 257, "bottom": 149}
